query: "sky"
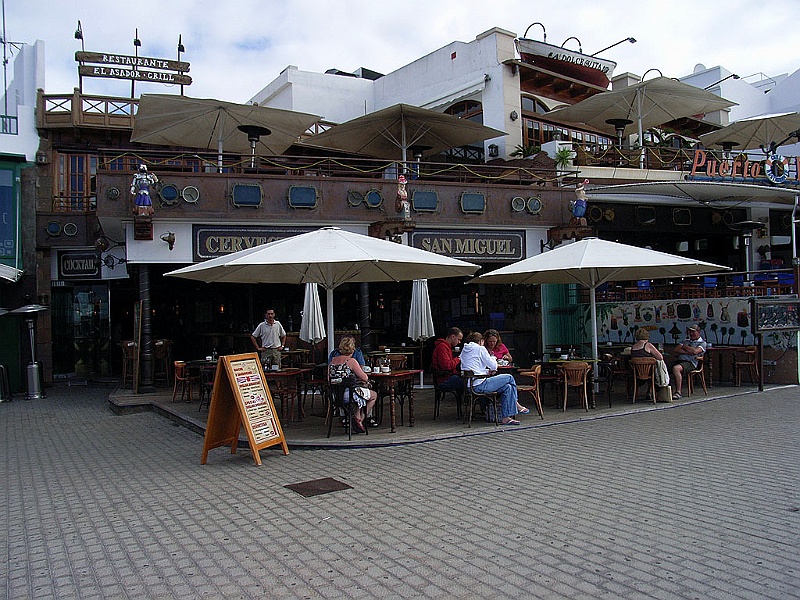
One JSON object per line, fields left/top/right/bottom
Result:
{"left": 5, "top": 0, "right": 800, "bottom": 105}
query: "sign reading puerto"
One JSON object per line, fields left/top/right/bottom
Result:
{"left": 689, "top": 149, "right": 798, "bottom": 185}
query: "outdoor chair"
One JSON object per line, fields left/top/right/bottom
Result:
{"left": 461, "top": 370, "right": 501, "bottom": 427}
{"left": 629, "top": 357, "right": 656, "bottom": 404}
{"left": 432, "top": 368, "right": 461, "bottom": 420}
{"left": 198, "top": 365, "right": 216, "bottom": 411}
{"left": 153, "top": 339, "right": 172, "bottom": 386}
{"left": 681, "top": 356, "right": 708, "bottom": 397}
{"left": 326, "top": 377, "right": 368, "bottom": 441}
{"left": 300, "top": 362, "right": 328, "bottom": 414}
{"left": 172, "top": 360, "right": 199, "bottom": 403}
{"left": 120, "top": 341, "right": 137, "bottom": 389}
{"left": 733, "top": 346, "right": 759, "bottom": 386}
{"left": 516, "top": 365, "right": 544, "bottom": 419}
{"left": 559, "top": 361, "right": 591, "bottom": 412}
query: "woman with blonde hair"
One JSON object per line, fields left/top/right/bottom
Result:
{"left": 328, "top": 336, "right": 377, "bottom": 433}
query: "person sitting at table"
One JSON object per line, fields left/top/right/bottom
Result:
{"left": 328, "top": 335, "right": 365, "bottom": 366}
{"left": 671, "top": 325, "right": 707, "bottom": 400}
{"left": 431, "top": 327, "right": 464, "bottom": 402}
{"left": 328, "top": 336, "right": 377, "bottom": 434}
{"left": 459, "top": 331, "right": 528, "bottom": 425}
{"left": 483, "top": 328, "right": 512, "bottom": 362}
{"left": 631, "top": 328, "right": 670, "bottom": 393}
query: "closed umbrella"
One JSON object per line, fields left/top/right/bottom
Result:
{"left": 473, "top": 238, "right": 727, "bottom": 382}
{"left": 299, "top": 282, "right": 326, "bottom": 363}
{"left": 408, "top": 279, "right": 435, "bottom": 387}
{"left": 166, "top": 227, "right": 479, "bottom": 356}
{"left": 131, "top": 94, "right": 320, "bottom": 169}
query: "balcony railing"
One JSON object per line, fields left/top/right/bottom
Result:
{"left": 0, "top": 115, "right": 18, "bottom": 135}
{"left": 574, "top": 145, "right": 696, "bottom": 171}
{"left": 37, "top": 90, "right": 137, "bottom": 130}
{"left": 51, "top": 194, "right": 96, "bottom": 213}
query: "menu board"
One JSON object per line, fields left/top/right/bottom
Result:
{"left": 201, "top": 353, "right": 288, "bottom": 465}
{"left": 752, "top": 298, "right": 800, "bottom": 333}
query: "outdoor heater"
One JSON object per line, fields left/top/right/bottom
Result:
{"left": 730, "top": 220, "right": 764, "bottom": 280}
{"left": 237, "top": 124, "right": 272, "bottom": 169}
{"left": 9, "top": 303, "right": 48, "bottom": 399}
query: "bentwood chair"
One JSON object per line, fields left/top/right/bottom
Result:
{"left": 733, "top": 346, "right": 759, "bottom": 386}
{"left": 432, "top": 368, "right": 461, "bottom": 419}
{"left": 326, "top": 377, "right": 368, "bottom": 441}
{"left": 687, "top": 356, "right": 708, "bottom": 396}
{"left": 629, "top": 357, "right": 657, "bottom": 404}
{"left": 172, "top": 360, "right": 199, "bottom": 403}
{"left": 559, "top": 361, "right": 591, "bottom": 412}
{"left": 516, "top": 365, "right": 544, "bottom": 419}
{"left": 198, "top": 365, "right": 216, "bottom": 411}
{"left": 461, "top": 370, "right": 501, "bottom": 427}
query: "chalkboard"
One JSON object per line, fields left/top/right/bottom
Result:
{"left": 752, "top": 298, "right": 800, "bottom": 333}
{"left": 201, "top": 353, "right": 288, "bottom": 465}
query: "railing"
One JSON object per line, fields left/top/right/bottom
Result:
{"left": 0, "top": 115, "right": 18, "bottom": 135}
{"left": 574, "top": 145, "right": 697, "bottom": 171}
{"left": 51, "top": 194, "right": 96, "bottom": 213}
{"left": 37, "top": 90, "right": 137, "bottom": 130}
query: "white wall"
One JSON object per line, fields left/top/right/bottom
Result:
{"left": 0, "top": 40, "right": 44, "bottom": 162}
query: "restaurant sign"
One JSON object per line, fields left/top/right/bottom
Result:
{"left": 57, "top": 250, "right": 99, "bottom": 280}
{"left": 193, "top": 225, "right": 315, "bottom": 262}
{"left": 689, "top": 149, "right": 799, "bottom": 185}
{"left": 76, "top": 51, "right": 192, "bottom": 85}
{"left": 410, "top": 229, "right": 525, "bottom": 262}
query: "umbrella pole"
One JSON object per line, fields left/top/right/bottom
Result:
{"left": 637, "top": 89, "right": 645, "bottom": 169}
{"left": 326, "top": 287, "right": 335, "bottom": 359}
{"left": 590, "top": 286, "right": 599, "bottom": 394}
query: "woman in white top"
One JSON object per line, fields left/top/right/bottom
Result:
{"left": 458, "top": 332, "right": 528, "bottom": 425}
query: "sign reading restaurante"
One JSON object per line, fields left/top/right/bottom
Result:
{"left": 75, "top": 51, "right": 192, "bottom": 85}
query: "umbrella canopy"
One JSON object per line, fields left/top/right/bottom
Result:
{"left": 548, "top": 77, "right": 736, "bottom": 162}
{"left": 166, "top": 227, "right": 479, "bottom": 355}
{"left": 131, "top": 94, "right": 321, "bottom": 162}
{"left": 700, "top": 111, "right": 800, "bottom": 151}
{"left": 299, "top": 283, "right": 326, "bottom": 362}
{"left": 302, "top": 103, "right": 506, "bottom": 163}
{"left": 0, "top": 264, "right": 22, "bottom": 282}
{"left": 473, "top": 238, "right": 727, "bottom": 378}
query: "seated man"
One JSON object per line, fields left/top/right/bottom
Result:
{"left": 671, "top": 325, "right": 707, "bottom": 400}
{"left": 431, "top": 327, "right": 464, "bottom": 400}
{"left": 459, "top": 331, "right": 528, "bottom": 425}
{"left": 328, "top": 335, "right": 365, "bottom": 366}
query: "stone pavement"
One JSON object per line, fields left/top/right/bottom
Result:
{"left": 2, "top": 383, "right": 799, "bottom": 599}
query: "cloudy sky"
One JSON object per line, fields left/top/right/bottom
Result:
{"left": 6, "top": 0, "right": 800, "bottom": 105}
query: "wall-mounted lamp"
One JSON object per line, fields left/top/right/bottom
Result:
{"left": 133, "top": 28, "right": 141, "bottom": 47}
{"left": 509, "top": 110, "right": 518, "bottom": 121}
{"left": 160, "top": 231, "right": 176, "bottom": 251}
{"left": 591, "top": 37, "right": 636, "bottom": 57}
{"left": 74, "top": 20, "right": 85, "bottom": 52}
{"left": 487, "top": 144, "right": 499, "bottom": 158}
{"left": 94, "top": 234, "right": 123, "bottom": 253}
{"left": 704, "top": 74, "right": 740, "bottom": 90}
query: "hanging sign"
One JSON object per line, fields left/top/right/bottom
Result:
{"left": 201, "top": 353, "right": 288, "bottom": 465}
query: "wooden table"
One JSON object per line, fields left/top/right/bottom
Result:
{"left": 368, "top": 369, "right": 423, "bottom": 433}
{"left": 704, "top": 346, "right": 742, "bottom": 387}
{"left": 280, "top": 349, "right": 309, "bottom": 368}
{"left": 263, "top": 367, "right": 312, "bottom": 421}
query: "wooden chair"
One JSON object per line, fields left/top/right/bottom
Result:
{"left": 559, "top": 361, "right": 591, "bottom": 412}
{"left": 120, "top": 341, "right": 137, "bottom": 389}
{"left": 300, "top": 363, "right": 328, "bottom": 414}
{"left": 687, "top": 356, "right": 708, "bottom": 396}
{"left": 431, "top": 368, "right": 461, "bottom": 420}
{"left": 198, "top": 365, "right": 216, "bottom": 411}
{"left": 153, "top": 339, "right": 172, "bottom": 386}
{"left": 629, "top": 357, "right": 656, "bottom": 404}
{"left": 172, "top": 360, "right": 199, "bottom": 403}
{"left": 461, "top": 370, "right": 501, "bottom": 427}
{"left": 733, "top": 346, "right": 759, "bottom": 386}
{"left": 516, "top": 366, "right": 544, "bottom": 419}
{"left": 326, "top": 378, "right": 368, "bottom": 440}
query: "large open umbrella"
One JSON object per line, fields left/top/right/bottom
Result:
{"left": 166, "top": 227, "right": 479, "bottom": 356}
{"left": 299, "top": 283, "right": 326, "bottom": 363}
{"left": 131, "top": 94, "right": 321, "bottom": 169}
{"left": 700, "top": 111, "right": 800, "bottom": 152}
{"left": 408, "top": 279, "right": 435, "bottom": 387}
{"left": 548, "top": 77, "right": 736, "bottom": 167}
{"left": 302, "top": 103, "right": 506, "bottom": 164}
{"left": 473, "top": 238, "right": 727, "bottom": 381}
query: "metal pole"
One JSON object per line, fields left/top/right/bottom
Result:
{"left": 359, "top": 282, "right": 372, "bottom": 353}
{"left": 138, "top": 265, "right": 155, "bottom": 393}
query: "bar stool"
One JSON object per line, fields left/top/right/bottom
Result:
{"left": 153, "top": 339, "right": 173, "bottom": 386}
{"left": 120, "top": 341, "right": 137, "bottom": 389}
{"left": 0, "top": 364, "right": 11, "bottom": 401}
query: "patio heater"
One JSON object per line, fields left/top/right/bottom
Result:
{"left": 606, "top": 119, "right": 632, "bottom": 165}
{"left": 730, "top": 220, "right": 763, "bottom": 280}
{"left": 237, "top": 124, "right": 272, "bottom": 169}
{"left": 9, "top": 303, "right": 48, "bottom": 399}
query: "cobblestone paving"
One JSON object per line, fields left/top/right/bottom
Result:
{"left": 2, "top": 385, "right": 799, "bottom": 599}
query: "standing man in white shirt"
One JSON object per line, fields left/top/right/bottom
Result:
{"left": 250, "top": 308, "right": 286, "bottom": 367}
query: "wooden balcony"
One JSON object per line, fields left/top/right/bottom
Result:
{"left": 37, "top": 89, "right": 137, "bottom": 130}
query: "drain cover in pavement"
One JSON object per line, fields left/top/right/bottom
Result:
{"left": 284, "top": 477, "right": 353, "bottom": 497}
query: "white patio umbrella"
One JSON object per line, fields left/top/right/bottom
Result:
{"left": 407, "top": 279, "right": 435, "bottom": 387}
{"left": 700, "top": 111, "right": 800, "bottom": 152}
{"left": 472, "top": 238, "right": 727, "bottom": 382}
{"left": 166, "top": 227, "right": 479, "bottom": 356}
{"left": 299, "top": 283, "right": 326, "bottom": 363}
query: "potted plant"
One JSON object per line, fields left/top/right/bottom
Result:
{"left": 554, "top": 145, "right": 576, "bottom": 170}
{"left": 509, "top": 143, "right": 540, "bottom": 159}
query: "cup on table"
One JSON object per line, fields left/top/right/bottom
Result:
{"left": 560, "top": 354, "right": 569, "bottom": 360}
{"left": 401, "top": 343, "right": 406, "bottom": 347}
{"left": 385, "top": 348, "right": 391, "bottom": 352}
{"left": 284, "top": 347, "right": 290, "bottom": 351}
{"left": 363, "top": 366, "right": 372, "bottom": 373}
{"left": 554, "top": 347, "right": 562, "bottom": 353}
{"left": 205, "top": 356, "right": 213, "bottom": 361}
{"left": 271, "top": 364, "right": 280, "bottom": 371}
{"left": 381, "top": 366, "right": 390, "bottom": 373}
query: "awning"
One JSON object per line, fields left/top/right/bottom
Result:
{"left": 423, "top": 81, "right": 487, "bottom": 111}
{"left": 587, "top": 181, "right": 798, "bottom": 208}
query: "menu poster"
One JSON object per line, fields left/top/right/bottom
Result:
{"left": 201, "top": 353, "right": 288, "bottom": 466}
{"left": 752, "top": 298, "right": 800, "bottom": 333}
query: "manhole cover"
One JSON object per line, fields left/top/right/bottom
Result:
{"left": 284, "top": 477, "right": 353, "bottom": 497}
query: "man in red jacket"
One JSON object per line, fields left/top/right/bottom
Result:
{"left": 431, "top": 327, "right": 463, "bottom": 397}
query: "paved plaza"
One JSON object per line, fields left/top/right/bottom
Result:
{"left": 2, "top": 383, "right": 799, "bottom": 599}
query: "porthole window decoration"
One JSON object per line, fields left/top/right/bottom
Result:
{"left": 231, "top": 183, "right": 263, "bottom": 208}
{"left": 588, "top": 205, "right": 603, "bottom": 223}
{"left": 510, "top": 196, "right": 526, "bottom": 212}
{"left": 635, "top": 205, "right": 656, "bottom": 226}
{"left": 672, "top": 207, "right": 692, "bottom": 226}
{"left": 159, "top": 183, "right": 180, "bottom": 206}
{"left": 182, "top": 185, "right": 200, "bottom": 204}
{"left": 460, "top": 192, "right": 486, "bottom": 214}
{"left": 364, "top": 189, "right": 384, "bottom": 209}
{"left": 106, "top": 187, "right": 121, "bottom": 200}
{"left": 526, "top": 196, "right": 542, "bottom": 215}
{"left": 63, "top": 222, "right": 78, "bottom": 237}
{"left": 347, "top": 190, "right": 364, "bottom": 207}
{"left": 411, "top": 190, "right": 438, "bottom": 212}
{"left": 287, "top": 185, "right": 318, "bottom": 209}
{"left": 45, "top": 221, "right": 62, "bottom": 237}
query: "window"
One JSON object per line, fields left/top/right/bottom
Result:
{"left": 55, "top": 152, "right": 96, "bottom": 212}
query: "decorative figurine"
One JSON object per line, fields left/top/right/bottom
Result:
{"left": 570, "top": 178, "right": 589, "bottom": 225}
{"left": 130, "top": 164, "right": 158, "bottom": 216}
{"left": 395, "top": 174, "right": 410, "bottom": 219}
